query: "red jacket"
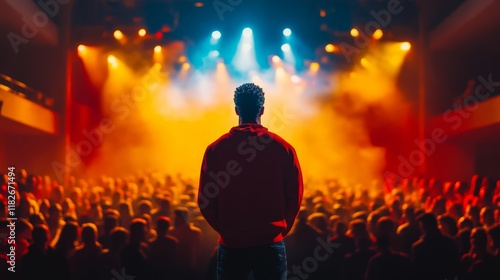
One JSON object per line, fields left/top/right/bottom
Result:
{"left": 198, "top": 123, "right": 303, "bottom": 248}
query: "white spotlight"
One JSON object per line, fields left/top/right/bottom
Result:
{"left": 212, "top": 31, "right": 222, "bottom": 40}
{"left": 242, "top": 43, "right": 252, "bottom": 52}
{"left": 281, "top": 43, "right": 291, "bottom": 52}
{"left": 283, "top": 28, "right": 292, "bottom": 37}
{"left": 243, "top": 28, "right": 253, "bottom": 37}
{"left": 209, "top": 50, "right": 220, "bottom": 57}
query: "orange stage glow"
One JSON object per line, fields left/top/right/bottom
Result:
{"left": 77, "top": 42, "right": 411, "bottom": 191}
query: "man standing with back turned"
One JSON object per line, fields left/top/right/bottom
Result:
{"left": 198, "top": 83, "right": 303, "bottom": 280}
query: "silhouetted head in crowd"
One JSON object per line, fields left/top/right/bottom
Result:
{"left": 29, "top": 212, "right": 47, "bottom": 227}
{"left": 350, "top": 219, "right": 370, "bottom": 239}
{"left": 417, "top": 213, "right": 439, "bottom": 236}
{"left": 335, "top": 221, "right": 348, "bottom": 237}
{"left": 156, "top": 216, "right": 172, "bottom": 236}
{"left": 157, "top": 197, "right": 171, "bottom": 213}
{"left": 448, "top": 203, "right": 464, "bottom": 221}
{"left": 138, "top": 200, "right": 153, "bottom": 216}
{"left": 103, "top": 212, "right": 119, "bottom": 234}
{"left": 308, "top": 212, "right": 328, "bottom": 233}
{"left": 466, "top": 205, "right": 481, "bottom": 226}
{"left": 438, "top": 215, "right": 458, "bottom": 237}
{"left": 233, "top": 83, "right": 265, "bottom": 124}
{"left": 53, "top": 221, "right": 79, "bottom": 252}
{"left": 174, "top": 207, "right": 190, "bottom": 227}
{"left": 32, "top": 224, "right": 50, "bottom": 249}
{"left": 402, "top": 204, "right": 415, "bottom": 223}
{"left": 110, "top": 227, "right": 129, "bottom": 251}
{"left": 377, "top": 216, "right": 396, "bottom": 237}
{"left": 376, "top": 235, "right": 391, "bottom": 252}
{"left": 458, "top": 216, "right": 474, "bottom": 230}
{"left": 48, "top": 202, "right": 62, "bottom": 221}
{"left": 81, "top": 223, "right": 98, "bottom": 245}
{"left": 352, "top": 211, "right": 368, "bottom": 222}
{"left": 470, "top": 227, "right": 488, "bottom": 253}
{"left": 129, "top": 218, "right": 147, "bottom": 244}
{"left": 480, "top": 207, "right": 495, "bottom": 227}
{"left": 488, "top": 225, "right": 500, "bottom": 252}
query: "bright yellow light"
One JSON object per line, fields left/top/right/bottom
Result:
{"left": 107, "top": 55, "right": 118, "bottom": 68}
{"left": 400, "top": 42, "right": 411, "bottom": 51}
{"left": 181, "top": 62, "right": 191, "bottom": 71}
{"left": 320, "top": 10, "right": 326, "bottom": 17}
{"left": 325, "top": 44, "right": 335, "bottom": 53}
{"left": 373, "top": 29, "right": 383, "bottom": 40}
{"left": 178, "top": 56, "right": 187, "bottom": 63}
{"left": 360, "top": 58, "right": 370, "bottom": 68}
{"left": 350, "top": 28, "right": 359, "bottom": 38}
{"left": 154, "top": 45, "right": 162, "bottom": 53}
{"left": 77, "top": 45, "right": 86, "bottom": 53}
{"left": 138, "top": 28, "right": 146, "bottom": 37}
{"left": 113, "top": 30, "right": 124, "bottom": 40}
{"left": 272, "top": 55, "right": 281, "bottom": 63}
{"left": 310, "top": 62, "right": 320, "bottom": 73}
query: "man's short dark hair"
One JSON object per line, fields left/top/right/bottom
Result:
{"left": 234, "top": 83, "right": 265, "bottom": 120}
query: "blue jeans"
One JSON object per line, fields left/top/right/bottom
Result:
{"left": 217, "top": 240, "right": 287, "bottom": 280}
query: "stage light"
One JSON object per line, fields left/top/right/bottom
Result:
{"left": 77, "top": 45, "right": 86, "bottom": 53}
{"left": 283, "top": 28, "right": 292, "bottom": 37}
{"left": 194, "top": 2, "right": 204, "bottom": 7}
{"left": 281, "top": 43, "right": 291, "bottom": 52}
{"left": 243, "top": 28, "right": 252, "bottom": 37}
{"left": 242, "top": 42, "right": 252, "bottom": 51}
{"left": 107, "top": 55, "right": 118, "bottom": 68}
{"left": 212, "top": 31, "right": 222, "bottom": 40}
{"left": 325, "top": 44, "right": 335, "bottom": 53}
{"left": 209, "top": 50, "right": 220, "bottom": 58}
{"left": 154, "top": 45, "right": 162, "bottom": 53}
{"left": 361, "top": 58, "right": 370, "bottom": 68}
{"left": 350, "top": 28, "right": 359, "bottom": 38}
{"left": 138, "top": 28, "right": 146, "bottom": 37}
{"left": 178, "top": 56, "right": 187, "bottom": 63}
{"left": 113, "top": 30, "right": 124, "bottom": 40}
{"left": 233, "top": 27, "right": 258, "bottom": 72}
{"left": 181, "top": 62, "right": 191, "bottom": 70}
{"left": 320, "top": 10, "right": 326, "bottom": 17}
{"left": 272, "top": 55, "right": 281, "bottom": 63}
{"left": 373, "top": 29, "right": 383, "bottom": 40}
{"left": 401, "top": 42, "right": 411, "bottom": 51}
{"left": 310, "top": 62, "right": 320, "bottom": 73}
{"left": 291, "top": 75, "right": 301, "bottom": 84}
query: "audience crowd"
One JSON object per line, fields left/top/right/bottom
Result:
{"left": 1, "top": 169, "right": 500, "bottom": 280}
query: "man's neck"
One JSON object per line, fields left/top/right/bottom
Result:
{"left": 239, "top": 118, "right": 261, "bottom": 125}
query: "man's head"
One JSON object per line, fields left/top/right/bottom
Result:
{"left": 234, "top": 83, "right": 265, "bottom": 122}
{"left": 417, "top": 213, "right": 438, "bottom": 235}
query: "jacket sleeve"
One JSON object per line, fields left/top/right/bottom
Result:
{"left": 198, "top": 147, "right": 220, "bottom": 232}
{"left": 283, "top": 146, "right": 303, "bottom": 237}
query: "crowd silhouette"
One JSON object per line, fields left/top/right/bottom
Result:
{"left": 1, "top": 170, "right": 499, "bottom": 280}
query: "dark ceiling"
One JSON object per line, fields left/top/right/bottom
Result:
{"left": 70, "top": 0, "right": 421, "bottom": 45}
